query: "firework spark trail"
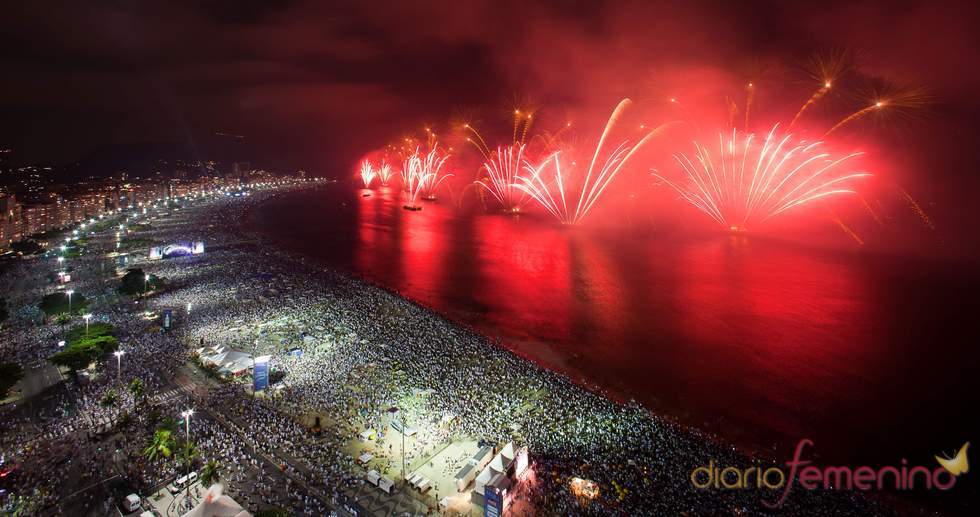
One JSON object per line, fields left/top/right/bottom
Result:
{"left": 377, "top": 162, "right": 395, "bottom": 186}
{"left": 827, "top": 85, "right": 928, "bottom": 137}
{"left": 402, "top": 145, "right": 453, "bottom": 208}
{"left": 828, "top": 208, "right": 864, "bottom": 245}
{"left": 791, "top": 53, "right": 847, "bottom": 129}
{"left": 899, "top": 187, "right": 935, "bottom": 230}
{"left": 520, "top": 113, "right": 533, "bottom": 144}
{"left": 527, "top": 122, "right": 573, "bottom": 153}
{"left": 825, "top": 102, "right": 882, "bottom": 136}
{"left": 512, "top": 110, "right": 522, "bottom": 143}
{"left": 515, "top": 99, "right": 674, "bottom": 224}
{"left": 359, "top": 160, "right": 377, "bottom": 188}
{"left": 475, "top": 144, "right": 531, "bottom": 212}
{"left": 744, "top": 82, "right": 755, "bottom": 130}
{"left": 725, "top": 97, "right": 738, "bottom": 130}
{"left": 654, "top": 125, "right": 870, "bottom": 230}
{"left": 861, "top": 196, "right": 883, "bottom": 225}
{"left": 464, "top": 124, "right": 492, "bottom": 159}
{"left": 790, "top": 81, "right": 832, "bottom": 129}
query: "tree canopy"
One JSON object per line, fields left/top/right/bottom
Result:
{"left": 65, "top": 322, "right": 115, "bottom": 342}
{"left": 11, "top": 240, "right": 42, "bottom": 255}
{"left": 144, "top": 429, "right": 176, "bottom": 462}
{"left": 119, "top": 268, "right": 164, "bottom": 295}
{"left": 0, "top": 362, "right": 24, "bottom": 398}
{"left": 39, "top": 291, "right": 89, "bottom": 316}
{"left": 48, "top": 323, "right": 118, "bottom": 371}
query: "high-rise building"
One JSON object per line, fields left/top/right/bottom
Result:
{"left": 0, "top": 148, "right": 12, "bottom": 175}
{"left": 0, "top": 192, "right": 22, "bottom": 250}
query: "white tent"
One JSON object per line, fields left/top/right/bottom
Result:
{"left": 490, "top": 453, "right": 511, "bottom": 473}
{"left": 500, "top": 442, "right": 516, "bottom": 462}
{"left": 474, "top": 467, "right": 494, "bottom": 495}
{"left": 205, "top": 350, "right": 251, "bottom": 369}
{"left": 181, "top": 484, "right": 252, "bottom": 517}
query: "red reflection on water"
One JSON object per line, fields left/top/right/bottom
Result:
{"left": 356, "top": 186, "right": 401, "bottom": 280}
{"left": 398, "top": 200, "right": 446, "bottom": 295}
{"left": 279, "top": 186, "right": 978, "bottom": 469}
{"left": 666, "top": 235, "right": 880, "bottom": 449}
{"left": 473, "top": 215, "right": 574, "bottom": 351}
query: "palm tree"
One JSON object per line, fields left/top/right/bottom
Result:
{"left": 200, "top": 460, "right": 221, "bottom": 487}
{"left": 128, "top": 378, "right": 145, "bottom": 405}
{"left": 101, "top": 389, "right": 119, "bottom": 425}
{"left": 178, "top": 440, "right": 199, "bottom": 468}
{"left": 179, "top": 441, "right": 199, "bottom": 509}
{"left": 143, "top": 429, "right": 175, "bottom": 462}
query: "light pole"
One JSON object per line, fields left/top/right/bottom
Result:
{"left": 180, "top": 409, "right": 195, "bottom": 509}
{"left": 113, "top": 350, "right": 125, "bottom": 382}
{"left": 402, "top": 414, "right": 406, "bottom": 480}
{"left": 144, "top": 274, "right": 150, "bottom": 295}
{"left": 66, "top": 290, "right": 74, "bottom": 315}
{"left": 83, "top": 313, "right": 92, "bottom": 334}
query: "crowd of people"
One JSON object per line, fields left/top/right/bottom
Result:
{"left": 1, "top": 184, "right": 892, "bottom": 516}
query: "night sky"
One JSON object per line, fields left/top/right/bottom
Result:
{"left": 3, "top": 0, "right": 980, "bottom": 242}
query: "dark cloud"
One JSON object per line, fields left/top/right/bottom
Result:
{"left": 1, "top": 0, "right": 978, "bottom": 189}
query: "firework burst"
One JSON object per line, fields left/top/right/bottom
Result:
{"left": 359, "top": 160, "right": 377, "bottom": 188}
{"left": 515, "top": 99, "right": 673, "bottom": 224}
{"left": 825, "top": 84, "right": 928, "bottom": 136}
{"left": 790, "top": 52, "right": 849, "bottom": 129}
{"left": 377, "top": 162, "right": 395, "bottom": 186}
{"left": 654, "top": 125, "right": 871, "bottom": 231}
{"left": 402, "top": 145, "right": 453, "bottom": 209}
{"left": 475, "top": 144, "right": 532, "bottom": 212}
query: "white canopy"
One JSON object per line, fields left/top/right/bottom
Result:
{"left": 500, "top": 442, "right": 516, "bottom": 461}
{"left": 474, "top": 467, "right": 494, "bottom": 495}
{"left": 181, "top": 484, "right": 252, "bottom": 517}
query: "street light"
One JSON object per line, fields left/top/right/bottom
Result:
{"left": 144, "top": 274, "right": 150, "bottom": 294}
{"left": 82, "top": 313, "right": 92, "bottom": 333}
{"left": 66, "top": 289, "right": 74, "bottom": 314}
{"left": 113, "top": 349, "right": 125, "bottom": 381}
{"left": 180, "top": 408, "right": 195, "bottom": 508}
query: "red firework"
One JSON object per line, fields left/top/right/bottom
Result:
{"left": 475, "top": 144, "right": 531, "bottom": 212}
{"left": 653, "top": 125, "right": 871, "bottom": 231}
{"left": 359, "top": 160, "right": 377, "bottom": 188}
{"left": 402, "top": 145, "right": 453, "bottom": 209}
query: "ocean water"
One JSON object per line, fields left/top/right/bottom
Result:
{"left": 251, "top": 184, "right": 980, "bottom": 475}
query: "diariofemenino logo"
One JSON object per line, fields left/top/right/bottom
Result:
{"left": 690, "top": 439, "right": 969, "bottom": 507}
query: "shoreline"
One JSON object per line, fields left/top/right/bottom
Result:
{"left": 212, "top": 186, "right": 895, "bottom": 515}
{"left": 0, "top": 185, "right": 909, "bottom": 515}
